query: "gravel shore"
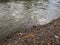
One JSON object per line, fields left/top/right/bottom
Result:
{"left": 2, "top": 18, "right": 60, "bottom": 45}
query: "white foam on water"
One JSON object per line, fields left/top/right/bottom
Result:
{"left": 0, "top": 0, "right": 60, "bottom": 35}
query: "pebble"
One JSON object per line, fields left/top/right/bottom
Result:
{"left": 54, "top": 35, "right": 59, "bottom": 39}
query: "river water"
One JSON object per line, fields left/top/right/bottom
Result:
{"left": 0, "top": 0, "right": 60, "bottom": 36}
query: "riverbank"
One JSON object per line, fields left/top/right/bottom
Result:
{"left": 1, "top": 17, "right": 60, "bottom": 45}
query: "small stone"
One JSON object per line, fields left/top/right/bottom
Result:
{"left": 19, "top": 38, "right": 21, "bottom": 40}
{"left": 54, "top": 35, "right": 59, "bottom": 39}
{"left": 36, "top": 37, "right": 40, "bottom": 39}
{"left": 15, "top": 41, "right": 18, "bottom": 44}
{"left": 19, "top": 33, "right": 23, "bottom": 35}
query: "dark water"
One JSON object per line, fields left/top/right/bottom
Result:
{"left": 0, "top": 0, "right": 60, "bottom": 36}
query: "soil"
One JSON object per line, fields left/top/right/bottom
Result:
{"left": 2, "top": 18, "right": 60, "bottom": 45}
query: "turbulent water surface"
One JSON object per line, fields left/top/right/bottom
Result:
{"left": 0, "top": 0, "right": 60, "bottom": 36}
